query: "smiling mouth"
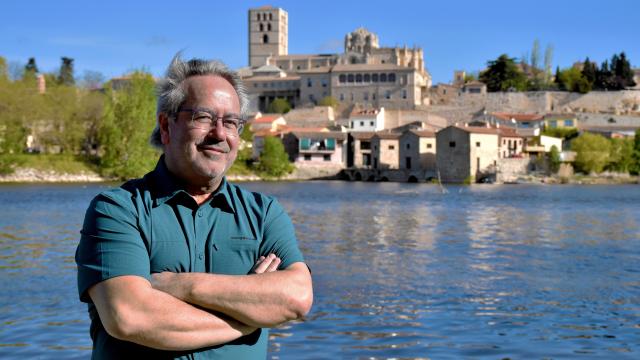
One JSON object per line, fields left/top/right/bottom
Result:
{"left": 197, "top": 145, "right": 228, "bottom": 154}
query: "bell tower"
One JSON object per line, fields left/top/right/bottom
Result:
{"left": 248, "top": 6, "right": 288, "bottom": 68}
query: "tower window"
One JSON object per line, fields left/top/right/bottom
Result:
{"left": 269, "top": 13, "right": 273, "bottom": 20}
{"left": 259, "top": 23, "right": 263, "bottom": 31}
{"left": 267, "top": 23, "right": 272, "bottom": 31}
{"left": 263, "top": 34, "right": 269, "bottom": 43}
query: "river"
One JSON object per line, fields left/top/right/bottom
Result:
{"left": 0, "top": 181, "right": 639, "bottom": 359}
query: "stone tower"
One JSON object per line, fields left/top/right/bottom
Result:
{"left": 248, "top": 6, "right": 288, "bottom": 68}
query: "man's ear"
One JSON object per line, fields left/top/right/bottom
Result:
{"left": 158, "top": 113, "right": 171, "bottom": 145}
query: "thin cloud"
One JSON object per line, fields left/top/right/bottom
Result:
{"left": 145, "top": 35, "right": 171, "bottom": 47}
{"left": 317, "top": 38, "right": 342, "bottom": 53}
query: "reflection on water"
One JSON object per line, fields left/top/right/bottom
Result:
{"left": 1, "top": 182, "right": 639, "bottom": 359}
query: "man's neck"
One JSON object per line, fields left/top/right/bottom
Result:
{"left": 185, "top": 180, "right": 223, "bottom": 206}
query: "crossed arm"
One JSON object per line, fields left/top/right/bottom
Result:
{"left": 88, "top": 254, "right": 313, "bottom": 350}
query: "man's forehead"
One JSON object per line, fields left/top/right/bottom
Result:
{"left": 184, "top": 75, "right": 239, "bottom": 106}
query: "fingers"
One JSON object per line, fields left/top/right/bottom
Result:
{"left": 252, "top": 253, "right": 281, "bottom": 274}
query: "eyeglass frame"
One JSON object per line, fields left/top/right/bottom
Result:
{"left": 174, "top": 107, "right": 246, "bottom": 135}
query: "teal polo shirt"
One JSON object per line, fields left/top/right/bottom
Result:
{"left": 75, "top": 157, "right": 304, "bottom": 359}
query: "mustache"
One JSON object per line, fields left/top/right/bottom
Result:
{"left": 196, "top": 138, "right": 230, "bottom": 153}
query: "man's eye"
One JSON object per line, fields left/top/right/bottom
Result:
{"left": 193, "top": 112, "right": 213, "bottom": 122}
{"left": 222, "top": 118, "right": 240, "bottom": 129}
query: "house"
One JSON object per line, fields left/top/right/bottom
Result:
{"left": 487, "top": 112, "right": 544, "bottom": 137}
{"left": 249, "top": 113, "right": 286, "bottom": 133}
{"left": 399, "top": 130, "right": 436, "bottom": 172}
{"left": 282, "top": 130, "right": 347, "bottom": 167}
{"left": 543, "top": 113, "right": 578, "bottom": 129}
{"left": 349, "top": 107, "right": 385, "bottom": 132}
{"left": 371, "top": 131, "right": 402, "bottom": 170}
{"left": 436, "top": 125, "right": 500, "bottom": 183}
{"left": 496, "top": 126, "right": 525, "bottom": 158}
{"left": 348, "top": 131, "right": 375, "bottom": 168}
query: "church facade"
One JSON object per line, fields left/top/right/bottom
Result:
{"left": 244, "top": 6, "right": 432, "bottom": 112}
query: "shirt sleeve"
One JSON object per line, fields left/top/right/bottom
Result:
{"left": 260, "top": 198, "right": 304, "bottom": 269}
{"left": 75, "top": 190, "right": 151, "bottom": 303}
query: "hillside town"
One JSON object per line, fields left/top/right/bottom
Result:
{"left": 241, "top": 6, "right": 640, "bottom": 183}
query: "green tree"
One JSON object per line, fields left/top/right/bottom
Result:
{"left": 557, "top": 67, "right": 591, "bottom": 93}
{"left": 549, "top": 145, "right": 561, "bottom": 173}
{"left": 581, "top": 57, "right": 597, "bottom": 87}
{"left": 543, "top": 44, "right": 554, "bottom": 85}
{"left": 98, "top": 71, "right": 158, "bottom": 179}
{"left": 542, "top": 127, "right": 578, "bottom": 140}
{"left": 611, "top": 52, "right": 636, "bottom": 89}
{"left": 571, "top": 132, "right": 611, "bottom": 174}
{"left": 267, "top": 97, "right": 291, "bottom": 114}
{"left": 57, "top": 57, "right": 75, "bottom": 86}
{"left": 318, "top": 95, "right": 339, "bottom": 109}
{"left": 480, "top": 54, "right": 527, "bottom": 92}
{"left": 256, "top": 136, "right": 293, "bottom": 177}
{"left": 0, "top": 56, "right": 8, "bottom": 82}
{"left": 595, "top": 60, "right": 613, "bottom": 90}
{"left": 632, "top": 129, "right": 640, "bottom": 175}
{"left": 608, "top": 137, "right": 634, "bottom": 173}
{"left": 23, "top": 57, "right": 38, "bottom": 82}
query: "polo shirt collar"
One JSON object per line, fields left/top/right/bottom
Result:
{"left": 149, "top": 156, "right": 236, "bottom": 214}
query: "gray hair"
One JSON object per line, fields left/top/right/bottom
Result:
{"left": 150, "top": 52, "right": 249, "bottom": 149}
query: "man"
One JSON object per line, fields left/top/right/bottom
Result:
{"left": 75, "top": 54, "right": 313, "bottom": 359}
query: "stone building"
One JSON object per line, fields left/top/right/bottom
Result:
{"left": 244, "top": 6, "right": 431, "bottom": 112}
{"left": 436, "top": 126, "right": 500, "bottom": 183}
{"left": 371, "top": 131, "right": 402, "bottom": 170}
{"left": 399, "top": 130, "right": 436, "bottom": 172}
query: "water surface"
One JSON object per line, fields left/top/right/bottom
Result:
{"left": 0, "top": 182, "right": 639, "bottom": 359}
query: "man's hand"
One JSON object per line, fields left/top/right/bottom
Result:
{"left": 152, "top": 253, "right": 281, "bottom": 296}
{"left": 251, "top": 253, "right": 281, "bottom": 274}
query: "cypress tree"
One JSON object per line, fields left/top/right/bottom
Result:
{"left": 57, "top": 57, "right": 75, "bottom": 86}
{"left": 581, "top": 57, "right": 597, "bottom": 87}
{"left": 23, "top": 57, "right": 39, "bottom": 81}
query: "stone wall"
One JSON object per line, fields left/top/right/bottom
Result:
{"left": 497, "top": 158, "right": 531, "bottom": 183}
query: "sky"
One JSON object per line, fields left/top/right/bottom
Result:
{"left": 2, "top": 0, "right": 639, "bottom": 85}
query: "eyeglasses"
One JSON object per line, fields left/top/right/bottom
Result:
{"left": 176, "top": 107, "right": 245, "bottom": 135}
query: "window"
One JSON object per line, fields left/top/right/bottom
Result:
{"left": 363, "top": 92, "right": 369, "bottom": 101}
{"left": 449, "top": 141, "right": 456, "bottom": 147}
{"left": 503, "top": 139, "right": 506, "bottom": 145}
{"left": 263, "top": 34, "right": 269, "bottom": 43}
{"left": 267, "top": 23, "right": 271, "bottom": 31}
{"left": 323, "top": 154, "right": 331, "bottom": 161}
{"left": 549, "top": 120, "right": 557, "bottom": 128}
{"left": 406, "top": 157, "right": 412, "bottom": 169}
{"left": 380, "top": 73, "right": 387, "bottom": 82}
{"left": 355, "top": 74, "right": 362, "bottom": 83}
{"left": 406, "top": 143, "right": 410, "bottom": 149}
{"left": 385, "top": 91, "right": 391, "bottom": 99}
{"left": 257, "top": 13, "right": 261, "bottom": 21}
{"left": 307, "top": 78, "right": 312, "bottom": 87}
{"left": 304, "top": 154, "right": 311, "bottom": 161}
{"left": 361, "top": 141, "right": 371, "bottom": 150}
{"left": 388, "top": 145, "right": 395, "bottom": 150}
{"left": 360, "top": 121, "right": 364, "bottom": 126}
{"left": 388, "top": 73, "right": 396, "bottom": 82}
{"left": 564, "top": 120, "right": 573, "bottom": 127}
{"left": 364, "top": 74, "right": 370, "bottom": 82}
{"left": 259, "top": 23, "right": 264, "bottom": 31}
{"left": 372, "top": 93, "right": 376, "bottom": 100}
{"left": 372, "top": 73, "right": 379, "bottom": 82}
{"left": 426, "top": 143, "right": 432, "bottom": 149}
{"left": 340, "top": 93, "right": 344, "bottom": 101}
{"left": 402, "top": 89, "right": 407, "bottom": 99}
{"left": 369, "top": 121, "right": 374, "bottom": 126}
{"left": 269, "top": 13, "right": 273, "bottom": 20}
{"left": 350, "top": 93, "right": 354, "bottom": 101}
{"left": 347, "top": 74, "right": 354, "bottom": 83}
{"left": 339, "top": 74, "right": 346, "bottom": 83}
{"left": 321, "top": 79, "right": 328, "bottom": 88}
{"left": 476, "top": 142, "right": 481, "bottom": 147}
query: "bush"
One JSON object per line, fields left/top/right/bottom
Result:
{"left": 255, "top": 136, "right": 293, "bottom": 178}
{"left": 571, "top": 133, "right": 611, "bottom": 174}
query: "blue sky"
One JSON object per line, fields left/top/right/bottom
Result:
{"left": 3, "top": 0, "right": 638, "bottom": 84}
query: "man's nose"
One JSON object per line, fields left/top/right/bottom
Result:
{"left": 208, "top": 118, "right": 227, "bottom": 140}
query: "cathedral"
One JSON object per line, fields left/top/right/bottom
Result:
{"left": 243, "top": 6, "right": 432, "bottom": 112}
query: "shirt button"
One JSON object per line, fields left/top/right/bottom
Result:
{"left": 198, "top": 253, "right": 204, "bottom": 260}
{"left": 197, "top": 210, "right": 203, "bottom": 217}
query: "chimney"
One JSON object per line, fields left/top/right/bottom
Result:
{"left": 37, "top": 74, "right": 46, "bottom": 94}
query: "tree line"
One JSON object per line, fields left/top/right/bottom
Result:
{"left": 0, "top": 56, "right": 293, "bottom": 179}
{"left": 477, "top": 40, "right": 636, "bottom": 93}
